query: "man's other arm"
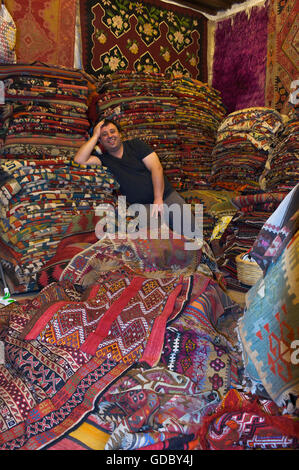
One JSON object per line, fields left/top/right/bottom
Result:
{"left": 142, "top": 152, "right": 165, "bottom": 216}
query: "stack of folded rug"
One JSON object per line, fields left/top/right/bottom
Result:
{"left": 0, "top": 158, "right": 117, "bottom": 293}
{"left": 93, "top": 71, "right": 226, "bottom": 191}
{"left": 214, "top": 191, "right": 287, "bottom": 293}
{"left": 0, "top": 64, "right": 93, "bottom": 160}
{"left": 0, "top": 64, "right": 119, "bottom": 293}
{"left": 259, "top": 104, "right": 299, "bottom": 192}
{"left": 210, "top": 107, "right": 284, "bottom": 192}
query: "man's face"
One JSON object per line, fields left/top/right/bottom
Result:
{"left": 100, "top": 123, "right": 122, "bottom": 153}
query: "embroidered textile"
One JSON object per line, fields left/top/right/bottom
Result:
{"left": 250, "top": 184, "right": 299, "bottom": 272}
{"left": 59, "top": 232, "right": 222, "bottom": 289}
{"left": 23, "top": 272, "right": 191, "bottom": 364}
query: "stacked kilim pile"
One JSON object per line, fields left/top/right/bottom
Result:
{"left": 260, "top": 104, "right": 299, "bottom": 192}
{"left": 0, "top": 64, "right": 119, "bottom": 293}
{"left": 209, "top": 106, "right": 298, "bottom": 293}
{"left": 210, "top": 107, "right": 284, "bottom": 192}
{"left": 214, "top": 192, "right": 287, "bottom": 293}
{"left": 0, "top": 64, "right": 92, "bottom": 161}
{"left": 94, "top": 71, "right": 226, "bottom": 191}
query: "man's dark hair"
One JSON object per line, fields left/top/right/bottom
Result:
{"left": 101, "top": 118, "right": 121, "bottom": 132}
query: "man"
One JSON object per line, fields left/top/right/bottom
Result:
{"left": 74, "top": 119, "right": 198, "bottom": 238}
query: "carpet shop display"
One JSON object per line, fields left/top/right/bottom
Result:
{"left": 0, "top": 233, "right": 222, "bottom": 449}
{"left": 0, "top": 230, "right": 297, "bottom": 450}
{"left": 0, "top": 0, "right": 297, "bottom": 453}
{"left": 0, "top": 64, "right": 119, "bottom": 293}
{"left": 0, "top": 159, "right": 117, "bottom": 293}
{"left": 0, "top": 63, "right": 93, "bottom": 161}
{"left": 92, "top": 70, "right": 226, "bottom": 191}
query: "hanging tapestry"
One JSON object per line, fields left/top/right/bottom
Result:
{"left": 212, "top": 3, "right": 269, "bottom": 114}
{"left": 79, "top": 0, "right": 207, "bottom": 80}
{"left": 5, "top": 0, "right": 77, "bottom": 67}
{"left": 265, "top": 0, "right": 299, "bottom": 114}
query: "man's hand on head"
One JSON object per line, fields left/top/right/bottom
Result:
{"left": 93, "top": 120, "right": 105, "bottom": 140}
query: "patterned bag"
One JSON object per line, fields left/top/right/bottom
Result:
{"left": 0, "top": 4, "right": 16, "bottom": 63}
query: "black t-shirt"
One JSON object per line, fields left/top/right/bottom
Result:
{"left": 97, "top": 138, "right": 173, "bottom": 204}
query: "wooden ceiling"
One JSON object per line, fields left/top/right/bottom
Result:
{"left": 173, "top": 0, "right": 248, "bottom": 15}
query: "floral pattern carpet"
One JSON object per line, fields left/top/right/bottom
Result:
{"left": 79, "top": 0, "right": 207, "bottom": 80}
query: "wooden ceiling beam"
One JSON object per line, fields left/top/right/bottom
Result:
{"left": 170, "top": 0, "right": 248, "bottom": 15}
{"left": 169, "top": 0, "right": 220, "bottom": 14}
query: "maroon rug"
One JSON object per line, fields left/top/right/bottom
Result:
{"left": 212, "top": 3, "right": 269, "bottom": 114}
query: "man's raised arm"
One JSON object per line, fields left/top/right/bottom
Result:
{"left": 74, "top": 121, "right": 103, "bottom": 166}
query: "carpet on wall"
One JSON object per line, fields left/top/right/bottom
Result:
{"left": 265, "top": 0, "right": 299, "bottom": 115}
{"left": 212, "top": 2, "right": 269, "bottom": 114}
{"left": 5, "top": 0, "right": 77, "bottom": 67}
{"left": 79, "top": 0, "right": 207, "bottom": 80}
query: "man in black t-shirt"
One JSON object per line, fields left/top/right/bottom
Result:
{"left": 74, "top": 119, "right": 197, "bottom": 238}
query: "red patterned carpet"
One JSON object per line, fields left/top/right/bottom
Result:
{"left": 5, "top": 0, "right": 76, "bottom": 67}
